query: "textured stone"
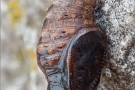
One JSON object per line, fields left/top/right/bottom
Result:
{"left": 95, "top": 0, "right": 135, "bottom": 90}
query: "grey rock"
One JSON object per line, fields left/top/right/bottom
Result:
{"left": 95, "top": 0, "right": 135, "bottom": 90}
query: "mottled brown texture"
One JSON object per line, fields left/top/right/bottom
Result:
{"left": 37, "top": 0, "right": 107, "bottom": 90}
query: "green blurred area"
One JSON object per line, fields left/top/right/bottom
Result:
{"left": 1, "top": 0, "right": 53, "bottom": 90}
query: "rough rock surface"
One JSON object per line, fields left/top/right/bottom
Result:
{"left": 95, "top": 0, "right": 135, "bottom": 90}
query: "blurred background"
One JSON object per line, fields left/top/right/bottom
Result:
{"left": 1, "top": 0, "right": 53, "bottom": 90}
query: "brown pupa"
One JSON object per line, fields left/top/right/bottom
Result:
{"left": 36, "top": 0, "right": 107, "bottom": 90}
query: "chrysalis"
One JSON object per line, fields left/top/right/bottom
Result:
{"left": 37, "top": 0, "right": 107, "bottom": 90}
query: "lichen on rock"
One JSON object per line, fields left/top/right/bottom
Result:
{"left": 95, "top": 0, "right": 135, "bottom": 89}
